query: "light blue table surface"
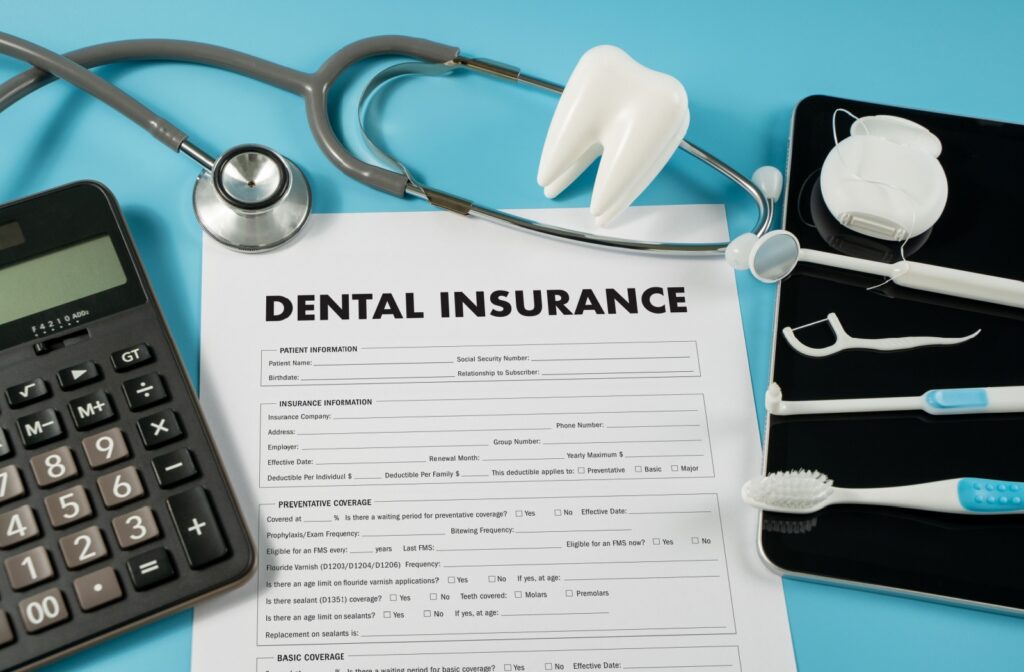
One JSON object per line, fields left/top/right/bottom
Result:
{"left": 2, "top": 1, "right": 1023, "bottom": 669}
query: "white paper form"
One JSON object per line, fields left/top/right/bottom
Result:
{"left": 194, "top": 205, "right": 795, "bottom": 672}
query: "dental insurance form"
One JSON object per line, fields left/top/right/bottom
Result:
{"left": 194, "top": 205, "right": 795, "bottom": 672}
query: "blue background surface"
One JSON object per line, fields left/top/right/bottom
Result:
{"left": 2, "top": 1, "right": 1024, "bottom": 669}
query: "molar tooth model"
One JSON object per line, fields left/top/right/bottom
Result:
{"left": 538, "top": 45, "right": 690, "bottom": 227}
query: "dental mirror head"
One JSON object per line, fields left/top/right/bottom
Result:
{"left": 749, "top": 231, "right": 801, "bottom": 282}
{"left": 725, "top": 230, "right": 801, "bottom": 283}
{"left": 193, "top": 145, "right": 311, "bottom": 253}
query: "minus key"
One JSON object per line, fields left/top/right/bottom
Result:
{"left": 152, "top": 448, "right": 199, "bottom": 488}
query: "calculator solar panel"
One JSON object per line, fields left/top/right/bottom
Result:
{"left": 0, "top": 182, "right": 253, "bottom": 670}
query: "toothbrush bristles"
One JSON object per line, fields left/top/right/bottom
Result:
{"left": 762, "top": 516, "right": 820, "bottom": 535}
{"left": 742, "top": 469, "right": 834, "bottom": 513}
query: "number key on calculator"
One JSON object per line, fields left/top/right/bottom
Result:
{"left": 0, "top": 183, "right": 254, "bottom": 670}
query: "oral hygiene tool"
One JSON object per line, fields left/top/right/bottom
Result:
{"left": 742, "top": 469, "right": 1024, "bottom": 515}
{"left": 820, "top": 114, "right": 948, "bottom": 242}
{"left": 725, "top": 230, "right": 1024, "bottom": 309}
{"left": 766, "top": 382, "right": 1024, "bottom": 416}
{"left": 782, "top": 312, "right": 980, "bottom": 358}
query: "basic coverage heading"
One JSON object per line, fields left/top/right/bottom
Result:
{"left": 265, "top": 287, "right": 687, "bottom": 321}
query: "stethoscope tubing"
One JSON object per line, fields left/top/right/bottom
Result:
{"left": 0, "top": 33, "right": 775, "bottom": 255}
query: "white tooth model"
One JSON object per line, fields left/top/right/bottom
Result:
{"left": 537, "top": 45, "right": 690, "bottom": 227}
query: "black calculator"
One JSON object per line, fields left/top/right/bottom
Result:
{"left": 0, "top": 182, "right": 253, "bottom": 670}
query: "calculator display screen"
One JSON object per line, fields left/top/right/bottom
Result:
{"left": 0, "top": 236, "right": 127, "bottom": 325}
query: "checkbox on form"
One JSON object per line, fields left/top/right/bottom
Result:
{"left": 691, "top": 536, "right": 700, "bottom": 545}
{"left": 554, "top": 509, "right": 562, "bottom": 516}
{"left": 448, "top": 576, "right": 455, "bottom": 583}
{"left": 565, "top": 589, "right": 573, "bottom": 597}
{"left": 423, "top": 610, "right": 432, "bottom": 618}
{"left": 515, "top": 591, "right": 522, "bottom": 598}
{"left": 653, "top": 538, "right": 660, "bottom": 545}
{"left": 430, "top": 593, "right": 438, "bottom": 600}
{"left": 384, "top": 611, "right": 391, "bottom": 618}
{"left": 515, "top": 510, "right": 523, "bottom": 517}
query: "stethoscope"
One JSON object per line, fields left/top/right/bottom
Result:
{"left": 0, "top": 33, "right": 780, "bottom": 254}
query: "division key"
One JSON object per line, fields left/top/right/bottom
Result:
{"left": 166, "top": 488, "right": 229, "bottom": 568}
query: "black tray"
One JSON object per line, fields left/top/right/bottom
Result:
{"left": 760, "top": 95, "right": 1024, "bottom": 612}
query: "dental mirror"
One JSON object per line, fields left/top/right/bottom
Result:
{"left": 746, "top": 231, "right": 801, "bottom": 282}
{"left": 725, "top": 229, "right": 1024, "bottom": 310}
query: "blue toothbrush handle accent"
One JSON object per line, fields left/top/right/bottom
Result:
{"left": 958, "top": 478, "right": 1024, "bottom": 512}
{"left": 923, "top": 386, "right": 1024, "bottom": 415}
{"left": 924, "top": 387, "right": 988, "bottom": 412}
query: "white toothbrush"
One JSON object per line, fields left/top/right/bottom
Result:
{"left": 742, "top": 469, "right": 1024, "bottom": 515}
{"left": 766, "top": 382, "right": 1024, "bottom": 416}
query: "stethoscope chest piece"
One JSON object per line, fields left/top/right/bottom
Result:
{"left": 193, "top": 145, "right": 311, "bottom": 253}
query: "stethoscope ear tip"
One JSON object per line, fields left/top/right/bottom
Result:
{"left": 753, "top": 166, "right": 784, "bottom": 201}
{"left": 724, "top": 233, "right": 758, "bottom": 270}
{"left": 193, "top": 145, "right": 311, "bottom": 253}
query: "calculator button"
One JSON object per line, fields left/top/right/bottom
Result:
{"left": 124, "top": 373, "right": 168, "bottom": 411}
{"left": 57, "top": 361, "right": 102, "bottom": 390}
{"left": 59, "top": 526, "right": 109, "bottom": 570}
{"left": 112, "top": 344, "right": 153, "bottom": 372}
{"left": 73, "top": 566, "right": 123, "bottom": 612}
{"left": 82, "top": 428, "right": 131, "bottom": 469}
{"left": 0, "top": 506, "right": 40, "bottom": 549}
{"left": 5, "top": 379, "right": 49, "bottom": 409}
{"left": 17, "top": 408, "right": 64, "bottom": 448}
{"left": 167, "top": 488, "right": 229, "bottom": 568}
{"left": 111, "top": 506, "right": 161, "bottom": 549}
{"left": 138, "top": 410, "right": 184, "bottom": 448}
{"left": 0, "top": 612, "right": 13, "bottom": 647}
{"left": 153, "top": 448, "right": 199, "bottom": 488}
{"left": 0, "top": 429, "right": 10, "bottom": 460}
{"left": 97, "top": 466, "right": 146, "bottom": 508}
{"left": 68, "top": 391, "right": 116, "bottom": 431}
{"left": 44, "top": 485, "right": 93, "bottom": 528}
{"left": 0, "top": 465, "right": 26, "bottom": 504}
{"left": 18, "top": 588, "right": 69, "bottom": 633}
{"left": 127, "top": 548, "right": 176, "bottom": 590}
{"left": 29, "top": 446, "right": 78, "bottom": 488}
{"left": 4, "top": 546, "right": 54, "bottom": 591}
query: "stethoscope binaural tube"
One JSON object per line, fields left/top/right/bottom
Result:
{"left": 0, "top": 33, "right": 779, "bottom": 255}
{"left": 353, "top": 58, "right": 780, "bottom": 255}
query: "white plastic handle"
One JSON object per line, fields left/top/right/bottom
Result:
{"left": 797, "top": 249, "right": 1024, "bottom": 309}
{"left": 893, "top": 261, "right": 1024, "bottom": 309}
{"left": 984, "top": 386, "right": 1024, "bottom": 413}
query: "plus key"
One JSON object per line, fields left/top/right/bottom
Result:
{"left": 166, "top": 488, "right": 229, "bottom": 568}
